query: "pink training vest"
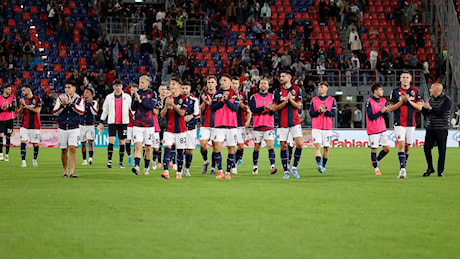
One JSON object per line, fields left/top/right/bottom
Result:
{"left": 366, "top": 97, "right": 387, "bottom": 135}
{"left": 0, "top": 95, "right": 15, "bottom": 121}
{"left": 253, "top": 93, "right": 274, "bottom": 129}
{"left": 214, "top": 89, "right": 238, "bottom": 128}
{"left": 311, "top": 96, "right": 334, "bottom": 130}
{"left": 114, "top": 95, "right": 123, "bottom": 124}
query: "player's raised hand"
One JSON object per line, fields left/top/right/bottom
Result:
{"left": 381, "top": 106, "right": 389, "bottom": 113}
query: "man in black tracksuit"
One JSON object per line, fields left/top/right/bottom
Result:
{"left": 421, "top": 83, "right": 452, "bottom": 177}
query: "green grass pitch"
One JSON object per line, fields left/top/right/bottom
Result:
{"left": 1, "top": 147, "right": 460, "bottom": 258}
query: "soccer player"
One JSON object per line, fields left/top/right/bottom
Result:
{"left": 309, "top": 82, "right": 337, "bottom": 173}
{"left": 211, "top": 74, "right": 240, "bottom": 180}
{"left": 52, "top": 80, "right": 85, "bottom": 178}
{"left": 199, "top": 75, "right": 218, "bottom": 174}
{"left": 17, "top": 85, "right": 41, "bottom": 167}
{"left": 153, "top": 84, "right": 169, "bottom": 170}
{"left": 249, "top": 78, "right": 277, "bottom": 175}
{"left": 99, "top": 79, "right": 132, "bottom": 168}
{"left": 273, "top": 70, "right": 303, "bottom": 179}
{"left": 160, "top": 76, "right": 188, "bottom": 179}
{"left": 124, "top": 84, "right": 137, "bottom": 166}
{"left": 150, "top": 84, "right": 162, "bottom": 171}
{"left": 388, "top": 71, "right": 423, "bottom": 178}
{"left": 365, "top": 83, "right": 390, "bottom": 176}
{"left": 79, "top": 87, "right": 98, "bottom": 166}
{"left": 131, "top": 75, "right": 157, "bottom": 175}
{"left": 182, "top": 81, "right": 200, "bottom": 177}
{"left": 0, "top": 85, "right": 16, "bottom": 162}
{"left": 231, "top": 76, "right": 251, "bottom": 174}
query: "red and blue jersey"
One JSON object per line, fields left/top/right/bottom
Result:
{"left": 211, "top": 88, "right": 240, "bottom": 128}
{"left": 165, "top": 95, "right": 188, "bottom": 133}
{"left": 274, "top": 85, "right": 302, "bottom": 127}
{"left": 390, "top": 86, "right": 422, "bottom": 127}
{"left": 131, "top": 88, "right": 157, "bottom": 127}
{"left": 22, "top": 95, "right": 42, "bottom": 129}
{"left": 200, "top": 92, "right": 215, "bottom": 127}
{"left": 185, "top": 95, "right": 200, "bottom": 130}
{"left": 236, "top": 91, "right": 247, "bottom": 127}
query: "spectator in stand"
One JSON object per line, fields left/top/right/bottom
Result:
{"left": 376, "top": 60, "right": 388, "bottom": 86}
{"left": 253, "top": 21, "right": 265, "bottom": 41}
{"left": 394, "top": 3, "right": 403, "bottom": 27}
{"left": 348, "top": 27, "right": 359, "bottom": 49}
{"left": 405, "top": 32, "right": 416, "bottom": 54}
{"left": 319, "top": 0, "right": 328, "bottom": 25}
{"left": 328, "top": 0, "right": 338, "bottom": 18}
{"left": 221, "top": 19, "right": 231, "bottom": 48}
{"left": 422, "top": 60, "right": 430, "bottom": 82}
{"left": 225, "top": 2, "right": 237, "bottom": 24}
{"left": 407, "top": 54, "right": 418, "bottom": 69}
{"left": 337, "top": 0, "right": 348, "bottom": 30}
{"left": 351, "top": 35, "right": 362, "bottom": 56}
{"left": 95, "top": 49, "right": 105, "bottom": 70}
{"left": 361, "top": 59, "right": 371, "bottom": 85}
{"left": 369, "top": 47, "right": 378, "bottom": 71}
{"left": 280, "top": 51, "right": 292, "bottom": 71}
{"left": 260, "top": 2, "right": 271, "bottom": 22}
{"left": 110, "top": 36, "right": 121, "bottom": 66}
{"left": 177, "top": 41, "right": 187, "bottom": 58}
{"left": 22, "top": 41, "right": 34, "bottom": 69}
{"left": 290, "top": 59, "right": 306, "bottom": 78}
{"left": 236, "top": 2, "right": 245, "bottom": 25}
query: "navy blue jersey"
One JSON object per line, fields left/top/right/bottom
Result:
{"left": 185, "top": 95, "right": 200, "bottom": 130}
{"left": 79, "top": 100, "right": 98, "bottom": 125}
{"left": 390, "top": 86, "right": 422, "bottom": 127}
{"left": 131, "top": 88, "right": 157, "bottom": 127}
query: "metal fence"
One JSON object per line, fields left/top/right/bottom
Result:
{"left": 429, "top": 0, "right": 460, "bottom": 102}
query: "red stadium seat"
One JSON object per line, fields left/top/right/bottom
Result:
{"left": 8, "top": 19, "right": 16, "bottom": 26}
{"left": 139, "top": 66, "right": 147, "bottom": 74}
{"left": 54, "top": 64, "right": 62, "bottom": 72}
{"left": 36, "top": 64, "right": 44, "bottom": 72}
{"left": 40, "top": 79, "right": 50, "bottom": 87}
{"left": 23, "top": 71, "right": 32, "bottom": 79}
{"left": 23, "top": 12, "right": 31, "bottom": 20}
{"left": 210, "top": 46, "right": 218, "bottom": 53}
{"left": 30, "top": 6, "right": 38, "bottom": 13}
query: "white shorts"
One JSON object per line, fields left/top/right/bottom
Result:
{"left": 253, "top": 129, "right": 275, "bottom": 143}
{"left": 212, "top": 128, "right": 238, "bottom": 147}
{"left": 368, "top": 131, "right": 391, "bottom": 148}
{"left": 394, "top": 126, "right": 415, "bottom": 145}
{"left": 277, "top": 125, "right": 303, "bottom": 142}
{"left": 58, "top": 128, "right": 80, "bottom": 149}
{"left": 152, "top": 132, "right": 160, "bottom": 149}
{"left": 127, "top": 126, "right": 133, "bottom": 141}
{"left": 287, "top": 131, "right": 294, "bottom": 146}
{"left": 312, "top": 129, "right": 333, "bottom": 147}
{"left": 133, "top": 126, "right": 155, "bottom": 146}
{"left": 20, "top": 127, "right": 41, "bottom": 143}
{"left": 199, "top": 127, "right": 214, "bottom": 140}
{"left": 79, "top": 125, "right": 95, "bottom": 142}
{"left": 186, "top": 129, "right": 197, "bottom": 149}
{"left": 236, "top": 127, "right": 245, "bottom": 144}
{"left": 163, "top": 131, "right": 187, "bottom": 149}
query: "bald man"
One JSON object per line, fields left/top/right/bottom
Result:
{"left": 421, "top": 83, "right": 452, "bottom": 177}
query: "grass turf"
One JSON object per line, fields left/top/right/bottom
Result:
{"left": 0, "top": 147, "right": 459, "bottom": 258}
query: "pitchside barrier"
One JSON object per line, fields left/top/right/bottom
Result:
{"left": 5, "top": 128, "right": 460, "bottom": 148}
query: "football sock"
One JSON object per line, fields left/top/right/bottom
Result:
{"left": 144, "top": 158, "right": 150, "bottom": 169}
{"left": 293, "top": 148, "right": 302, "bottom": 167}
{"left": 226, "top": 153, "right": 235, "bottom": 173}
{"left": 405, "top": 153, "right": 409, "bottom": 162}
{"left": 185, "top": 153, "right": 192, "bottom": 169}
{"left": 163, "top": 147, "right": 171, "bottom": 170}
{"left": 371, "top": 152, "right": 378, "bottom": 168}
{"left": 236, "top": 149, "right": 243, "bottom": 162}
{"left": 281, "top": 149, "right": 289, "bottom": 171}
{"left": 5, "top": 137, "right": 10, "bottom": 154}
{"left": 157, "top": 149, "right": 162, "bottom": 164}
{"left": 82, "top": 151, "right": 87, "bottom": 160}
{"left": 135, "top": 157, "right": 141, "bottom": 167}
{"left": 89, "top": 150, "right": 94, "bottom": 159}
{"left": 119, "top": 143, "right": 125, "bottom": 163}
{"left": 268, "top": 148, "right": 276, "bottom": 166}
{"left": 211, "top": 152, "right": 216, "bottom": 167}
{"left": 316, "top": 156, "right": 321, "bottom": 165}
{"left": 322, "top": 157, "right": 328, "bottom": 168}
{"left": 201, "top": 148, "right": 208, "bottom": 161}
{"left": 170, "top": 145, "right": 176, "bottom": 164}
{"left": 288, "top": 145, "right": 294, "bottom": 162}
{"left": 177, "top": 149, "right": 184, "bottom": 172}
{"left": 377, "top": 150, "right": 388, "bottom": 161}
{"left": 253, "top": 150, "right": 259, "bottom": 167}
{"left": 152, "top": 150, "right": 159, "bottom": 163}
{"left": 20, "top": 143, "right": 26, "bottom": 160}
{"left": 33, "top": 146, "right": 39, "bottom": 160}
{"left": 398, "top": 152, "right": 406, "bottom": 169}
{"left": 215, "top": 152, "right": 222, "bottom": 171}
{"left": 125, "top": 143, "right": 131, "bottom": 156}
{"left": 108, "top": 143, "right": 114, "bottom": 161}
